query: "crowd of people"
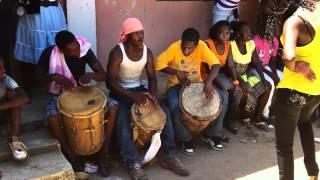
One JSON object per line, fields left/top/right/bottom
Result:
{"left": 0, "top": 0, "right": 320, "bottom": 180}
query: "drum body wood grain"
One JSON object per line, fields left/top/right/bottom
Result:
{"left": 57, "top": 87, "right": 107, "bottom": 156}
{"left": 180, "top": 82, "right": 222, "bottom": 135}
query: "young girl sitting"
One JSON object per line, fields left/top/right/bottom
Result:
{"left": 201, "top": 20, "right": 241, "bottom": 134}
{"left": 230, "top": 21, "right": 271, "bottom": 131}
{"left": 252, "top": 14, "right": 283, "bottom": 124}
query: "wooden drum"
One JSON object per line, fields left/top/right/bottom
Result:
{"left": 57, "top": 87, "right": 106, "bottom": 156}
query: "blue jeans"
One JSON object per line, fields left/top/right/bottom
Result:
{"left": 111, "top": 86, "right": 176, "bottom": 165}
{"left": 205, "top": 87, "right": 228, "bottom": 137}
{"left": 216, "top": 73, "right": 242, "bottom": 123}
{"left": 167, "top": 84, "right": 228, "bottom": 141}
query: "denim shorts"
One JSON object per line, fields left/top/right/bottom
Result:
{"left": 45, "top": 95, "right": 118, "bottom": 118}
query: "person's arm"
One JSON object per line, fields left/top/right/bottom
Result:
{"left": 155, "top": 44, "right": 190, "bottom": 86}
{"left": 0, "top": 88, "right": 30, "bottom": 110}
{"left": 79, "top": 50, "right": 106, "bottom": 85}
{"left": 106, "top": 46, "right": 148, "bottom": 105}
{"left": 145, "top": 48, "right": 157, "bottom": 99}
{"left": 36, "top": 47, "right": 74, "bottom": 89}
{"left": 282, "top": 16, "right": 315, "bottom": 81}
{"left": 202, "top": 42, "right": 220, "bottom": 99}
{"left": 226, "top": 48, "right": 241, "bottom": 93}
{"left": 252, "top": 49, "right": 267, "bottom": 82}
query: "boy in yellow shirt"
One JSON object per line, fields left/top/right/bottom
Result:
{"left": 155, "top": 28, "right": 222, "bottom": 154}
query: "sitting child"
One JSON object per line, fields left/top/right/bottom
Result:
{"left": 0, "top": 56, "right": 30, "bottom": 160}
{"left": 230, "top": 21, "right": 271, "bottom": 131}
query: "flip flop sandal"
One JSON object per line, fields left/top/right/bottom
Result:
{"left": 242, "top": 118, "right": 251, "bottom": 128}
{"left": 9, "top": 136, "right": 28, "bottom": 161}
{"left": 254, "top": 122, "right": 269, "bottom": 132}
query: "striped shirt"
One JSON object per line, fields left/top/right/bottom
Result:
{"left": 217, "top": 0, "right": 240, "bottom": 11}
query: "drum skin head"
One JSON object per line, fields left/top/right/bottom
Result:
{"left": 181, "top": 82, "right": 221, "bottom": 120}
{"left": 58, "top": 87, "right": 106, "bottom": 116}
{"left": 131, "top": 102, "right": 166, "bottom": 131}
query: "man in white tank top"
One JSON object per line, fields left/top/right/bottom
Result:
{"left": 107, "top": 18, "right": 190, "bottom": 180}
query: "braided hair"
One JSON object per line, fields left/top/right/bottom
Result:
{"left": 263, "top": 0, "right": 316, "bottom": 40}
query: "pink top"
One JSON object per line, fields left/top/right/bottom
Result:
{"left": 253, "top": 35, "right": 279, "bottom": 65}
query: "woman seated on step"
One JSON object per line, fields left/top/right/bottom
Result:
{"left": 230, "top": 21, "right": 272, "bottom": 131}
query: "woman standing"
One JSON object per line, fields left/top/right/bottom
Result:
{"left": 14, "top": 0, "right": 66, "bottom": 93}
{"left": 274, "top": 1, "right": 320, "bottom": 179}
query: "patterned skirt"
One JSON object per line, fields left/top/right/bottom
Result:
{"left": 234, "top": 62, "right": 267, "bottom": 112}
{"left": 15, "top": 3, "right": 67, "bottom": 64}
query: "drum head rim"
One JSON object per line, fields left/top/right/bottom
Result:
{"left": 57, "top": 87, "right": 107, "bottom": 116}
{"left": 179, "top": 82, "right": 222, "bottom": 121}
{"left": 130, "top": 103, "right": 166, "bottom": 131}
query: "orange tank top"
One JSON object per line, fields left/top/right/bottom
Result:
{"left": 201, "top": 39, "right": 230, "bottom": 80}
{"left": 206, "top": 39, "right": 230, "bottom": 67}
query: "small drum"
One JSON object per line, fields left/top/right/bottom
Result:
{"left": 57, "top": 87, "right": 107, "bottom": 156}
{"left": 180, "top": 82, "right": 222, "bottom": 135}
{"left": 130, "top": 101, "right": 166, "bottom": 148}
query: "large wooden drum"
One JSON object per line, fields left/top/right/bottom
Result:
{"left": 180, "top": 82, "right": 222, "bottom": 135}
{"left": 130, "top": 101, "right": 166, "bottom": 148}
{"left": 57, "top": 87, "right": 106, "bottom": 156}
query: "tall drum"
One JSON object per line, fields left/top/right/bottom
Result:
{"left": 180, "top": 82, "right": 222, "bottom": 135}
{"left": 57, "top": 87, "right": 107, "bottom": 156}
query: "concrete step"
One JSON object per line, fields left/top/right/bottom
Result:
{"left": 0, "top": 128, "right": 59, "bottom": 162}
{"left": 0, "top": 150, "right": 74, "bottom": 180}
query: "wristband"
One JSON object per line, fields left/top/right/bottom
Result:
{"left": 232, "top": 80, "right": 239, "bottom": 85}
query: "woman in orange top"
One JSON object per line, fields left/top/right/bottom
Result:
{"left": 202, "top": 21, "right": 240, "bottom": 134}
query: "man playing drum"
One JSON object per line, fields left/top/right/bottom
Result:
{"left": 37, "top": 31, "right": 117, "bottom": 177}
{"left": 107, "top": 17, "right": 189, "bottom": 180}
{"left": 154, "top": 28, "right": 222, "bottom": 155}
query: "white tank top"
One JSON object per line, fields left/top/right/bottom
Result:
{"left": 118, "top": 43, "right": 147, "bottom": 89}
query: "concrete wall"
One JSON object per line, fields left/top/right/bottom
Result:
{"left": 95, "top": 0, "right": 259, "bottom": 68}
{"left": 96, "top": 0, "right": 213, "bottom": 68}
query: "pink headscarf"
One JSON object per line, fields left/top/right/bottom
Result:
{"left": 119, "top": 17, "right": 144, "bottom": 43}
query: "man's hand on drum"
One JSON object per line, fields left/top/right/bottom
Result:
{"left": 52, "top": 74, "right": 74, "bottom": 91}
{"left": 176, "top": 70, "right": 190, "bottom": 87}
{"left": 132, "top": 92, "right": 155, "bottom": 106}
{"left": 145, "top": 92, "right": 158, "bottom": 105}
{"left": 203, "top": 82, "right": 215, "bottom": 100}
{"left": 79, "top": 73, "right": 92, "bottom": 86}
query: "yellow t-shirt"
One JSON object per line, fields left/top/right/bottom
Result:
{"left": 278, "top": 5, "right": 320, "bottom": 95}
{"left": 230, "top": 40, "right": 255, "bottom": 65}
{"left": 155, "top": 40, "right": 220, "bottom": 88}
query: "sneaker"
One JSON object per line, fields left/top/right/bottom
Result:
{"left": 161, "top": 157, "right": 190, "bottom": 176}
{"left": 267, "top": 124, "right": 274, "bottom": 129}
{"left": 182, "top": 140, "right": 194, "bottom": 155}
{"left": 128, "top": 163, "right": 148, "bottom": 180}
{"left": 9, "top": 136, "right": 28, "bottom": 161}
{"left": 202, "top": 136, "right": 224, "bottom": 151}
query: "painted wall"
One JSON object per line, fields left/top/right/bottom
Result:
{"left": 96, "top": 0, "right": 213, "bottom": 68}
{"left": 67, "top": 0, "right": 97, "bottom": 54}
{"left": 95, "top": 0, "right": 259, "bottom": 68}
